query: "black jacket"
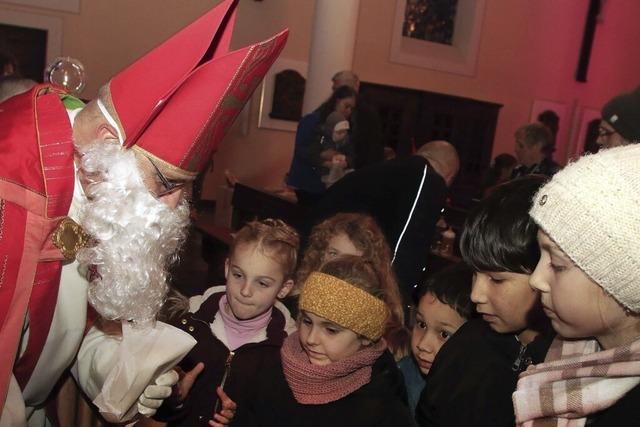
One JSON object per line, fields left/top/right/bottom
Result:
{"left": 415, "top": 319, "right": 553, "bottom": 427}
{"left": 310, "top": 155, "right": 448, "bottom": 303}
{"left": 155, "top": 289, "right": 290, "bottom": 426}
{"left": 351, "top": 100, "right": 384, "bottom": 169}
{"left": 511, "top": 157, "right": 560, "bottom": 179}
{"left": 233, "top": 350, "right": 417, "bottom": 427}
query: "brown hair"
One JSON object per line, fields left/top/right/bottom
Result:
{"left": 515, "top": 122, "right": 555, "bottom": 156}
{"left": 298, "top": 214, "right": 402, "bottom": 316}
{"left": 298, "top": 213, "right": 408, "bottom": 357}
{"left": 316, "top": 255, "right": 410, "bottom": 357}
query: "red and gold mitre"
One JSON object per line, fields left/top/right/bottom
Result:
{"left": 107, "top": 0, "right": 288, "bottom": 177}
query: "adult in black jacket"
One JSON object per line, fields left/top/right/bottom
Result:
{"left": 310, "top": 140, "right": 459, "bottom": 306}
{"left": 511, "top": 122, "right": 560, "bottom": 179}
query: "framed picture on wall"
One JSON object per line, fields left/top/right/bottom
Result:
{"left": 0, "top": 9, "right": 63, "bottom": 81}
{"left": 258, "top": 58, "right": 307, "bottom": 132}
{"left": 529, "top": 99, "right": 573, "bottom": 163}
{"left": 3, "top": 0, "right": 79, "bottom": 13}
{"left": 389, "top": 0, "right": 486, "bottom": 76}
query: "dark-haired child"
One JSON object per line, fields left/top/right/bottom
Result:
{"left": 416, "top": 176, "right": 554, "bottom": 427}
{"left": 398, "top": 262, "right": 475, "bottom": 416}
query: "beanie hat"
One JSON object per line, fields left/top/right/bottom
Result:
{"left": 601, "top": 87, "right": 640, "bottom": 142}
{"left": 530, "top": 145, "right": 640, "bottom": 313}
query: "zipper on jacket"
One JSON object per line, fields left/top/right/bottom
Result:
{"left": 213, "top": 351, "right": 235, "bottom": 414}
{"left": 512, "top": 343, "right": 527, "bottom": 372}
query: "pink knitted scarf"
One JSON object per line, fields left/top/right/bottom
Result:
{"left": 280, "top": 331, "right": 386, "bottom": 405}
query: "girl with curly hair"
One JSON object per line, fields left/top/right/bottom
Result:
{"left": 290, "top": 213, "right": 409, "bottom": 359}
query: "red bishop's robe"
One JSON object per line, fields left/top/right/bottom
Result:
{"left": 0, "top": 84, "right": 76, "bottom": 417}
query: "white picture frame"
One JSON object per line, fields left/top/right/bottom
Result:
{"left": 2, "top": 0, "right": 79, "bottom": 13}
{"left": 258, "top": 58, "right": 308, "bottom": 132}
{"left": 529, "top": 99, "right": 573, "bottom": 162}
{"left": 0, "top": 9, "right": 63, "bottom": 69}
{"left": 390, "top": 0, "right": 486, "bottom": 76}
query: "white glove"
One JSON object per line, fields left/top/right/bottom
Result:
{"left": 137, "top": 369, "right": 179, "bottom": 417}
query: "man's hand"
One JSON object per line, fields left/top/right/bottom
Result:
{"left": 137, "top": 370, "right": 179, "bottom": 417}
{"left": 208, "top": 386, "right": 237, "bottom": 427}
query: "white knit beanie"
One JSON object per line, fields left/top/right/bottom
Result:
{"left": 530, "top": 145, "right": 640, "bottom": 313}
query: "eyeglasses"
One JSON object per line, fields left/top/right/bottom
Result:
{"left": 145, "top": 156, "right": 184, "bottom": 198}
{"left": 597, "top": 127, "right": 617, "bottom": 138}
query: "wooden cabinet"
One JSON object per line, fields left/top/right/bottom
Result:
{"left": 360, "top": 82, "right": 502, "bottom": 208}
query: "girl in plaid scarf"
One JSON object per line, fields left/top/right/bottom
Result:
{"left": 514, "top": 145, "right": 640, "bottom": 426}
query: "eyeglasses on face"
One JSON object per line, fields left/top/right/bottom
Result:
{"left": 145, "top": 155, "right": 185, "bottom": 198}
{"left": 597, "top": 126, "right": 617, "bottom": 138}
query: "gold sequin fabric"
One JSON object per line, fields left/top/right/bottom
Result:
{"left": 299, "top": 272, "right": 389, "bottom": 340}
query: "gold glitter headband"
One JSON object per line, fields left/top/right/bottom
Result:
{"left": 299, "top": 272, "right": 389, "bottom": 341}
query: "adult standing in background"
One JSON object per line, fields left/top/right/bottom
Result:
{"left": 311, "top": 140, "right": 459, "bottom": 309}
{"left": 597, "top": 87, "right": 640, "bottom": 149}
{"left": 0, "top": 77, "right": 37, "bottom": 103}
{"left": 511, "top": 123, "right": 559, "bottom": 179}
{"left": 287, "top": 85, "right": 357, "bottom": 206}
{"left": 331, "top": 71, "right": 385, "bottom": 169}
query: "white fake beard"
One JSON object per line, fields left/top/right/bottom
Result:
{"left": 75, "top": 141, "right": 190, "bottom": 327}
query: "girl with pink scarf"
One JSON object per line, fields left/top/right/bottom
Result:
{"left": 233, "top": 255, "right": 416, "bottom": 427}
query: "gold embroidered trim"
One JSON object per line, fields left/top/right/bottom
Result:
{"left": 0, "top": 200, "right": 4, "bottom": 241}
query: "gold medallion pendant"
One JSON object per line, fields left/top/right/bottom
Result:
{"left": 51, "top": 217, "right": 91, "bottom": 261}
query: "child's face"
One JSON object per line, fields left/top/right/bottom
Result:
{"left": 225, "top": 242, "right": 293, "bottom": 320}
{"left": 298, "top": 311, "right": 368, "bottom": 366}
{"left": 471, "top": 270, "right": 538, "bottom": 334}
{"left": 530, "top": 231, "right": 629, "bottom": 343}
{"left": 323, "top": 232, "right": 363, "bottom": 262}
{"left": 332, "top": 121, "right": 349, "bottom": 142}
{"left": 411, "top": 293, "right": 466, "bottom": 375}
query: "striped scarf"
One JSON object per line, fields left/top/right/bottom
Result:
{"left": 512, "top": 336, "right": 640, "bottom": 426}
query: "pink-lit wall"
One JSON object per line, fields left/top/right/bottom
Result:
{"left": 355, "top": 0, "right": 640, "bottom": 164}
{"left": 1, "top": 0, "right": 638, "bottom": 199}
{"left": 219, "top": 0, "right": 640, "bottom": 197}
